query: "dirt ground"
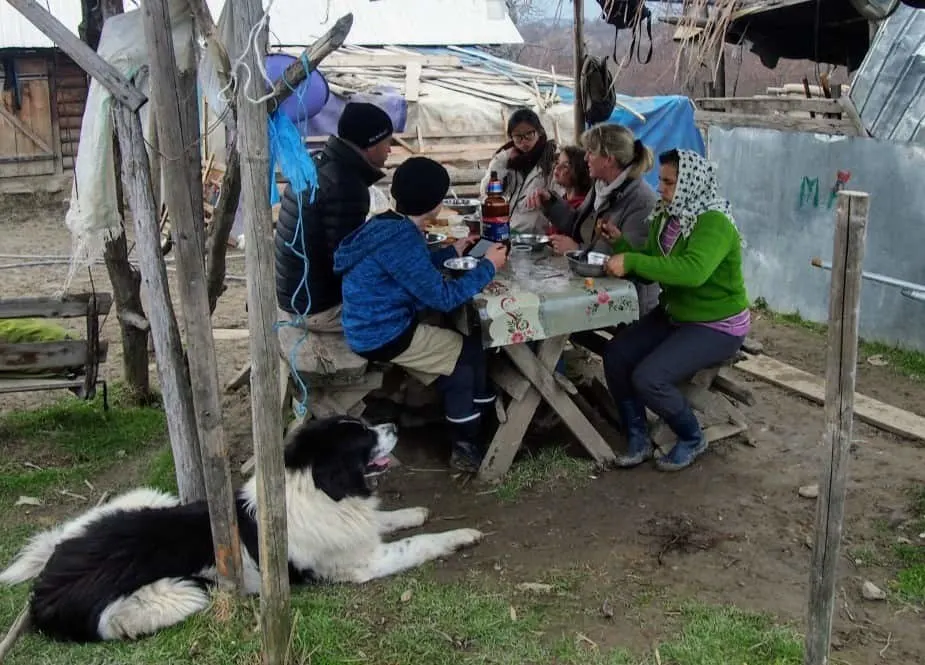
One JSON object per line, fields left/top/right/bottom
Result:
{"left": 1, "top": 194, "right": 924, "bottom": 664}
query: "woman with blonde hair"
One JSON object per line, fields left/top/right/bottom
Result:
{"left": 528, "top": 123, "right": 659, "bottom": 315}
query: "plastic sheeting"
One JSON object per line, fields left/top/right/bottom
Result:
{"left": 63, "top": 0, "right": 194, "bottom": 292}
{"left": 850, "top": 4, "right": 925, "bottom": 145}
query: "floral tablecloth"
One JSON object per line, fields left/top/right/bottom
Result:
{"left": 463, "top": 252, "right": 640, "bottom": 348}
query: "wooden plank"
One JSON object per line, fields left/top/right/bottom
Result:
{"left": 6, "top": 0, "right": 147, "bottom": 112}
{"left": 504, "top": 342, "right": 617, "bottom": 466}
{"left": 735, "top": 352, "right": 925, "bottom": 442}
{"left": 0, "top": 97, "right": 53, "bottom": 155}
{"left": 696, "top": 110, "right": 857, "bottom": 135}
{"left": 319, "top": 54, "right": 460, "bottom": 67}
{"left": 479, "top": 337, "right": 567, "bottom": 483}
{"left": 0, "top": 293, "right": 113, "bottom": 319}
{"left": 0, "top": 376, "right": 84, "bottom": 393}
{"left": 697, "top": 96, "right": 842, "bottom": 115}
{"left": 404, "top": 61, "right": 422, "bottom": 102}
{"left": 0, "top": 340, "right": 104, "bottom": 372}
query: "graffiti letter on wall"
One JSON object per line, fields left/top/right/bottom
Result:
{"left": 799, "top": 176, "right": 819, "bottom": 208}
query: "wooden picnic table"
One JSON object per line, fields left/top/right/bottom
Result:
{"left": 454, "top": 249, "right": 640, "bottom": 482}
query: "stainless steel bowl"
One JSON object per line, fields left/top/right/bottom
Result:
{"left": 444, "top": 256, "right": 480, "bottom": 275}
{"left": 426, "top": 232, "right": 447, "bottom": 247}
{"left": 565, "top": 250, "right": 608, "bottom": 277}
{"left": 511, "top": 233, "right": 550, "bottom": 252}
{"left": 443, "top": 198, "right": 481, "bottom": 216}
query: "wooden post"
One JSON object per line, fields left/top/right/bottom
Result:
{"left": 140, "top": 0, "right": 244, "bottom": 590}
{"left": 233, "top": 0, "right": 291, "bottom": 661}
{"left": 804, "top": 191, "right": 869, "bottom": 665}
{"left": 681, "top": 3, "right": 725, "bottom": 98}
{"left": 572, "top": 0, "right": 585, "bottom": 142}
{"left": 112, "top": 105, "right": 206, "bottom": 503}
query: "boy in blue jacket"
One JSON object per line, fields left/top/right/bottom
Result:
{"left": 334, "top": 157, "right": 508, "bottom": 472}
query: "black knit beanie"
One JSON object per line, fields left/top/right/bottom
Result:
{"left": 391, "top": 157, "right": 450, "bottom": 216}
{"left": 337, "top": 102, "right": 393, "bottom": 149}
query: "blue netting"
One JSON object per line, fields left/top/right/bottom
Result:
{"left": 267, "top": 54, "right": 319, "bottom": 419}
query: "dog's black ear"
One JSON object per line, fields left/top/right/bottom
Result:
{"left": 311, "top": 453, "right": 372, "bottom": 502}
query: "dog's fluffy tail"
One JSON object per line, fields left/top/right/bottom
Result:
{"left": 0, "top": 529, "right": 67, "bottom": 585}
{"left": 0, "top": 487, "right": 180, "bottom": 585}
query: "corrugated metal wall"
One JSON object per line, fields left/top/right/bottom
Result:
{"left": 851, "top": 4, "right": 925, "bottom": 144}
{"left": 708, "top": 125, "right": 925, "bottom": 352}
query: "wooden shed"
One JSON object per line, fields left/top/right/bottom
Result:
{"left": 1, "top": 1, "right": 88, "bottom": 194}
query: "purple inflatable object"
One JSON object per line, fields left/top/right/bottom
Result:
{"left": 264, "top": 53, "right": 330, "bottom": 124}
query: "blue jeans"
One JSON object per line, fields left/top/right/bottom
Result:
{"left": 434, "top": 333, "right": 492, "bottom": 424}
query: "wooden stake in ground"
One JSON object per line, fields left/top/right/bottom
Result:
{"left": 804, "top": 191, "right": 869, "bottom": 665}
{"left": 232, "top": 0, "right": 291, "bottom": 662}
{"left": 572, "top": 0, "right": 584, "bottom": 143}
{"left": 140, "top": 0, "right": 243, "bottom": 590}
{"left": 0, "top": 603, "right": 30, "bottom": 662}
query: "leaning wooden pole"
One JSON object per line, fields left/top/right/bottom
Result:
{"left": 232, "top": 0, "right": 291, "bottom": 661}
{"left": 804, "top": 191, "right": 870, "bottom": 665}
{"left": 112, "top": 105, "right": 208, "bottom": 504}
{"left": 140, "top": 0, "right": 243, "bottom": 590}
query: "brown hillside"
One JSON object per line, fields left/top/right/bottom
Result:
{"left": 510, "top": 18, "right": 851, "bottom": 97}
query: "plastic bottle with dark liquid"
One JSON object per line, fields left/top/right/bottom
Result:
{"left": 481, "top": 171, "right": 511, "bottom": 252}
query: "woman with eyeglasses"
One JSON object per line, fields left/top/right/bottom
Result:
{"left": 479, "top": 108, "right": 558, "bottom": 234}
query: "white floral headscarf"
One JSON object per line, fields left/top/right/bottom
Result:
{"left": 653, "top": 149, "right": 744, "bottom": 246}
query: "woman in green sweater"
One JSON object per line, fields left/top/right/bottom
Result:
{"left": 602, "top": 149, "right": 749, "bottom": 472}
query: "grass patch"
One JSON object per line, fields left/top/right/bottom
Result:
{"left": 889, "top": 486, "right": 925, "bottom": 604}
{"left": 0, "top": 392, "right": 166, "bottom": 499}
{"left": 146, "top": 446, "right": 179, "bottom": 494}
{"left": 494, "top": 446, "right": 595, "bottom": 501}
{"left": 0, "top": 553, "right": 806, "bottom": 665}
{"left": 752, "top": 300, "right": 925, "bottom": 380}
{"left": 657, "top": 604, "right": 803, "bottom": 665}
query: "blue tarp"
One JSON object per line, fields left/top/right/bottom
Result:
{"left": 555, "top": 89, "right": 706, "bottom": 191}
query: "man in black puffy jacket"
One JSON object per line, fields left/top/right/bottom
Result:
{"left": 275, "top": 102, "right": 393, "bottom": 322}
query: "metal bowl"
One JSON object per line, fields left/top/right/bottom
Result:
{"left": 565, "top": 250, "right": 608, "bottom": 277}
{"left": 511, "top": 233, "right": 550, "bottom": 252}
{"left": 443, "top": 198, "right": 481, "bottom": 216}
{"left": 426, "top": 232, "right": 447, "bottom": 247}
{"left": 444, "top": 256, "right": 480, "bottom": 276}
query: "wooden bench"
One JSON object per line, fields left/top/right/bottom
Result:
{"left": 571, "top": 329, "right": 758, "bottom": 454}
{"left": 238, "top": 335, "right": 390, "bottom": 476}
{"left": 0, "top": 293, "right": 113, "bottom": 408}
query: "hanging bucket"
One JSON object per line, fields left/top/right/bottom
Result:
{"left": 264, "top": 53, "right": 330, "bottom": 124}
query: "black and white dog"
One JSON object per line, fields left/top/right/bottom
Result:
{"left": 0, "top": 416, "right": 482, "bottom": 642}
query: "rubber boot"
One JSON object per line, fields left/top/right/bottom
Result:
{"left": 616, "top": 398, "right": 654, "bottom": 468}
{"left": 449, "top": 416, "right": 484, "bottom": 473}
{"left": 655, "top": 406, "right": 708, "bottom": 472}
